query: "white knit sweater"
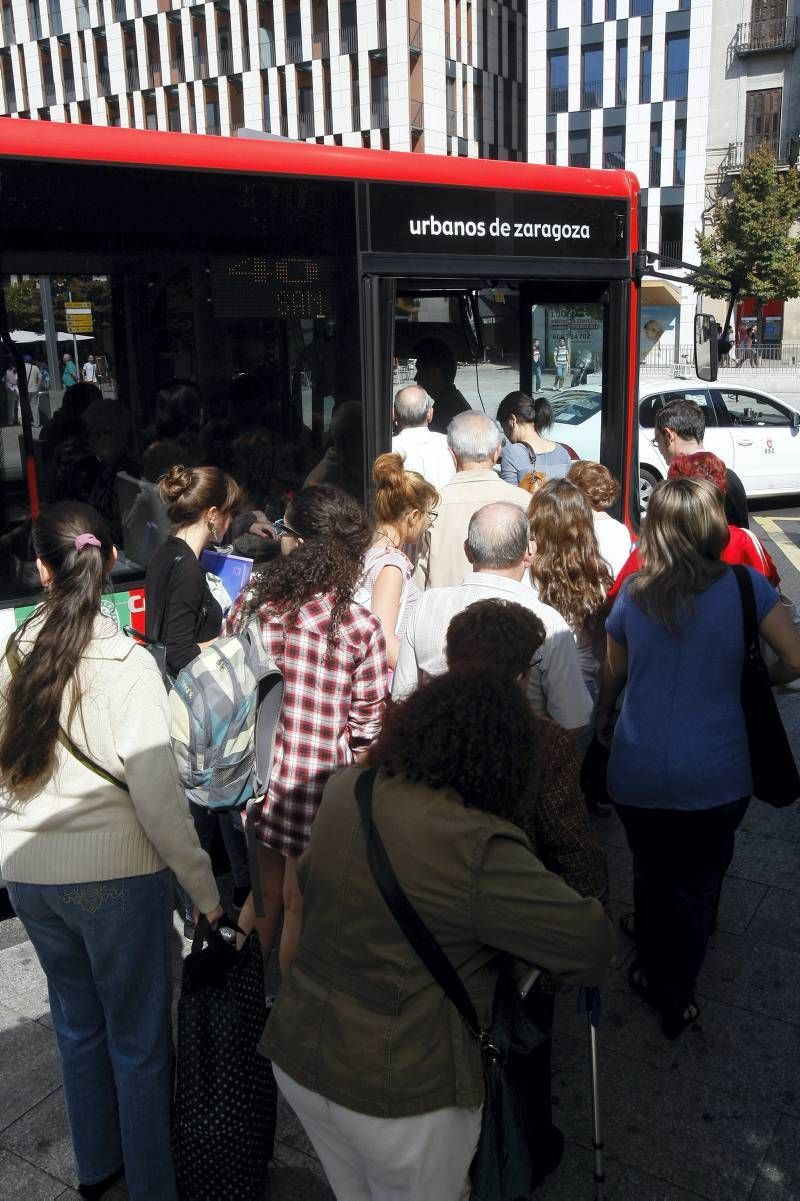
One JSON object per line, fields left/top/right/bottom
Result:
{"left": 0, "top": 613, "right": 219, "bottom": 914}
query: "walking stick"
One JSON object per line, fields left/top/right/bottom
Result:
{"left": 584, "top": 987, "right": 607, "bottom": 1201}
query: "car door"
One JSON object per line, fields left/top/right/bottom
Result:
{"left": 711, "top": 388, "right": 800, "bottom": 495}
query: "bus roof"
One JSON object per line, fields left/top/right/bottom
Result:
{"left": 0, "top": 117, "right": 639, "bottom": 203}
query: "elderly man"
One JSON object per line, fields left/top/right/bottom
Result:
{"left": 391, "top": 385, "right": 456, "bottom": 490}
{"left": 395, "top": 502, "right": 592, "bottom": 730}
{"left": 414, "top": 410, "right": 531, "bottom": 590}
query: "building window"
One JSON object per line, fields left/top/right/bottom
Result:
{"left": 744, "top": 86, "right": 782, "bottom": 158}
{"left": 639, "top": 36, "right": 651, "bottom": 104}
{"left": 581, "top": 0, "right": 592, "bottom": 23}
{"left": 665, "top": 32, "right": 689, "bottom": 101}
{"left": 605, "top": 0, "right": 616, "bottom": 17}
{"left": 630, "top": 0, "right": 653, "bottom": 14}
{"left": 616, "top": 40, "right": 627, "bottom": 105}
{"left": 603, "top": 125, "right": 625, "bottom": 169}
{"left": 674, "top": 117, "right": 686, "bottom": 185}
{"left": 650, "top": 121, "right": 661, "bottom": 185}
{"left": 678, "top": 0, "right": 690, "bottom": 9}
{"left": 546, "top": 0, "right": 558, "bottom": 31}
{"left": 581, "top": 44, "right": 603, "bottom": 109}
{"left": 547, "top": 48, "right": 568, "bottom": 112}
{"left": 569, "top": 128, "right": 590, "bottom": 167}
{"left": 660, "top": 205, "right": 683, "bottom": 261}
{"left": 546, "top": 130, "right": 557, "bottom": 164}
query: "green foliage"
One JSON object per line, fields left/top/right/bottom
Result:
{"left": 3, "top": 279, "right": 43, "bottom": 331}
{"left": 2, "top": 276, "right": 112, "bottom": 334}
{"left": 696, "top": 145, "right": 800, "bottom": 307}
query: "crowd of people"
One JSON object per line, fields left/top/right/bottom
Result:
{"left": 1, "top": 383, "right": 799, "bottom": 1201}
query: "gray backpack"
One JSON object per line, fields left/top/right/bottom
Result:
{"left": 169, "top": 623, "right": 284, "bottom": 813}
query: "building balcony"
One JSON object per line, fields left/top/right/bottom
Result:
{"left": 548, "top": 85, "right": 568, "bottom": 113}
{"left": 98, "top": 70, "right": 111, "bottom": 96}
{"left": 170, "top": 57, "right": 185, "bottom": 82}
{"left": 206, "top": 117, "right": 221, "bottom": 135}
{"left": 240, "top": 45, "right": 250, "bottom": 71}
{"left": 663, "top": 69, "right": 688, "bottom": 101}
{"left": 259, "top": 42, "right": 275, "bottom": 69}
{"left": 298, "top": 111, "right": 314, "bottom": 138}
{"left": 4, "top": 85, "right": 18, "bottom": 111}
{"left": 64, "top": 77, "right": 76, "bottom": 101}
{"left": 650, "top": 149, "right": 661, "bottom": 186}
{"left": 371, "top": 99, "right": 389, "bottom": 128}
{"left": 148, "top": 61, "right": 164, "bottom": 87}
{"left": 285, "top": 34, "right": 304, "bottom": 63}
{"left": 280, "top": 111, "right": 288, "bottom": 136}
{"left": 339, "top": 25, "right": 357, "bottom": 54}
{"left": 42, "top": 79, "right": 57, "bottom": 104}
{"left": 351, "top": 100, "right": 360, "bottom": 129}
{"left": 125, "top": 64, "right": 140, "bottom": 89}
{"left": 217, "top": 45, "right": 234, "bottom": 74}
{"left": 446, "top": 108, "right": 457, "bottom": 136}
{"left": 581, "top": 80, "right": 603, "bottom": 109}
{"left": 112, "top": 0, "right": 125, "bottom": 20}
{"left": 569, "top": 152, "right": 590, "bottom": 168}
{"left": 193, "top": 54, "right": 208, "bottom": 78}
{"left": 323, "top": 107, "right": 332, "bottom": 134}
{"left": 734, "top": 17, "right": 797, "bottom": 55}
{"left": 2, "top": 13, "right": 15, "bottom": 42}
{"left": 410, "top": 100, "right": 423, "bottom": 131}
{"left": 722, "top": 135, "right": 797, "bottom": 172}
{"left": 409, "top": 18, "right": 421, "bottom": 53}
{"left": 231, "top": 118, "right": 244, "bottom": 131}
{"left": 603, "top": 151, "right": 625, "bottom": 169}
{"left": 659, "top": 239, "right": 683, "bottom": 262}
{"left": 76, "top": 2, "right": 91, "bottom": 31}
{"left": 47, "top": 4, "right": 62, "bottom": 34}
{"left": 311, "top": 28, "right": 329, "bottom": 58}
{"left": 674, "top": 155, "right": 685, "bottom": 186}
{"left": 615, "top": 80, "right": 627, "bottom": 105}
{"left": 29, "top": 14, "right": 43, "bottom": 38}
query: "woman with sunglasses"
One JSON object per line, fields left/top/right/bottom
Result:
{"left": 228, "top": 485, "right": 387, "bottom": 972}
{"left": 354, "top": 453, "right": 439, "bottom": 670}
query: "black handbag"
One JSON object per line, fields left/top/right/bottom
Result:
{"left": 172, "top": 917, "right": 277, "bottom": 1201}
{"left": 355, "top": 769, "right": 542, "bottom": 1201}
{"left": 732, "top": 565, "right": 800, "bottom": 808}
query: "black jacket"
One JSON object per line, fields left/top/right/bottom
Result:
{"left": 145, "top": 536, "right": 222, "bottom": 676}
{"left": 725, "top": 468, "right": 749, "bottom": 530}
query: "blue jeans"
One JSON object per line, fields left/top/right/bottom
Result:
{"left": 532, "top": 362, "right": 542, "bottom": 391}
{"left": 7, "top": 869, "right": 178, "bottom": 1200}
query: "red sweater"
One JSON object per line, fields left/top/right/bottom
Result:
{"left": 608, "top": 525, "right": 780, "bottom": 601}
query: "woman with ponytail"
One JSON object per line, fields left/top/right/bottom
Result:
{"left": 355, "top": 452, "right": 438, "bottom": 668}
{"left": 0, "top": 501, "right": 221, "bottom": 1201}
{"left": 496, "top": 391, "right": 573, "bottom": 484}
{"left": 227, "top": 485, "right": 387, "bottom": 972}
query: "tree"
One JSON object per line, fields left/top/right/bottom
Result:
{"left": 3, "top": 278, "right": 44, "bottom": 331}
{"left": 696, "top": 144, "right": 800, "bottom": 338}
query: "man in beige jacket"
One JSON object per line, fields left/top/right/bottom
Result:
{"left": 414, "top": 410, "right": 531, "bottom": 589}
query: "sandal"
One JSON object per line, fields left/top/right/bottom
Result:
{"left": 661, "top": 1000, "right": 700, "bottom": 1041}
{"left": 619, "top": 912, "right": 635, "bottom": 940}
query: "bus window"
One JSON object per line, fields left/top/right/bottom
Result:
{"left": 534, "top": 302, "right": 605, "bottom": 464}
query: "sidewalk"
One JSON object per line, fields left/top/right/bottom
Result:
{"left": 1, "top": 694, "right": 798, "bottom": 1201}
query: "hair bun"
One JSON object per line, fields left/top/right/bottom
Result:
{"left": 157, "top": 464, "right": 194, "bottom": 505}
{"left": 372, "top": 452, "right": 406, "bottom": 489}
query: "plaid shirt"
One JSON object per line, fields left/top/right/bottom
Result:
{"left": 227, "top": 594, "right": 387, "bottom": 856}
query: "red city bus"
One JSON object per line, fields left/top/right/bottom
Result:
{"left": 0, "top": 119, "right": 641, "bottom": 632}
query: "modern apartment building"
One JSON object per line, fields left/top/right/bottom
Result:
{"left": 0, "top": 0, "right": 526, "bottom": 158}
{"left": 529, "top": 0, "right": 712, "bottom": 357}
{"left": 703, "top": 0, "right": 800, "bottom": 343}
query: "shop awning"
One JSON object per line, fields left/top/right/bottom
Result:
{"left": 641, "top": 280, "right": 683, "bottom": 307}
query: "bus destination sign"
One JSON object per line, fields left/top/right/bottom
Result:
{"left": 367, "top": 183, "right": 628, "bottom": 260}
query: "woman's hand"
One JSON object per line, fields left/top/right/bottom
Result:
{"left": 203, "top": 904, "right": 225, "bottom": 929}
{"left": 595, "top": 709, "right": 615, "bottom": 749}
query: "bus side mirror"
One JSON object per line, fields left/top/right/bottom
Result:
{"left": 694, "top": 313, "right": 719, "bottom": 383}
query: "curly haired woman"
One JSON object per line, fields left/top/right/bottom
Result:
{"left": 227, "top": 485, "right": 387, "bottom": 972}
{"left": 262, "top": 671, "right": 614, "bottom": 1201}
{"left": 528, "top": 478, "right": 612, "bottom": 695}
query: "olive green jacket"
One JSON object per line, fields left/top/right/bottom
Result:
{"left": 262, "top": 767, "right": 615, "bottom": 1119}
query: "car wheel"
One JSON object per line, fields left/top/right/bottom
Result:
{"left": 639, "top": 466, "right": 659, "bottom": 511}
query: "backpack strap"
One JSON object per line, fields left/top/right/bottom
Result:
{"left": 731, "top": 565, "right": 759, "bottom": 656}
{"left": 5, "top": 633, "right": 129, "bottom": 793}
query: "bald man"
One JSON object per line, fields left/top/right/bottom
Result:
{"left": 391, "top": 385, "right": 456, "bottom": 491}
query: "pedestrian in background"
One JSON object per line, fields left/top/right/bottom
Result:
{"left": 82, "top": 354, "right": 98, "bottom": 383}
{"left": 0, "top": 501, "right": 222, "bottom": 1201}
{"left": 62, "top": 353, "right": 80, "bottom": 389}
{"left": 553, "top": 336, "right": 569, "bottom": 390}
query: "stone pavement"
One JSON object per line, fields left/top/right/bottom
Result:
{"left": 1, "top": 692, "right": 799, "bottom": 1201}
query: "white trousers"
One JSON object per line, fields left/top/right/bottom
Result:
{"left": 273, "top": 1064, "right": 482, "bottom": 1201}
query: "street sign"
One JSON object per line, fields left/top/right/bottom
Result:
{"left": 64, "top": 302, "right": 93, "bottom": 333}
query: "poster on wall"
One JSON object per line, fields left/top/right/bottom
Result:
{"left": 640, "top": 305, "right": 680, "bottom": 362}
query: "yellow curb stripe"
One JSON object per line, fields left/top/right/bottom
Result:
{"left": 754, "top": 516, "right": 800, "bottom": 573}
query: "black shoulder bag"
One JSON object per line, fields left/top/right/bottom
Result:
{"left": 355, "top": 768, "right": 540, "bottom": 1201}
{"left": 732, "top": 565, "right": 800, "bottom": 808}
